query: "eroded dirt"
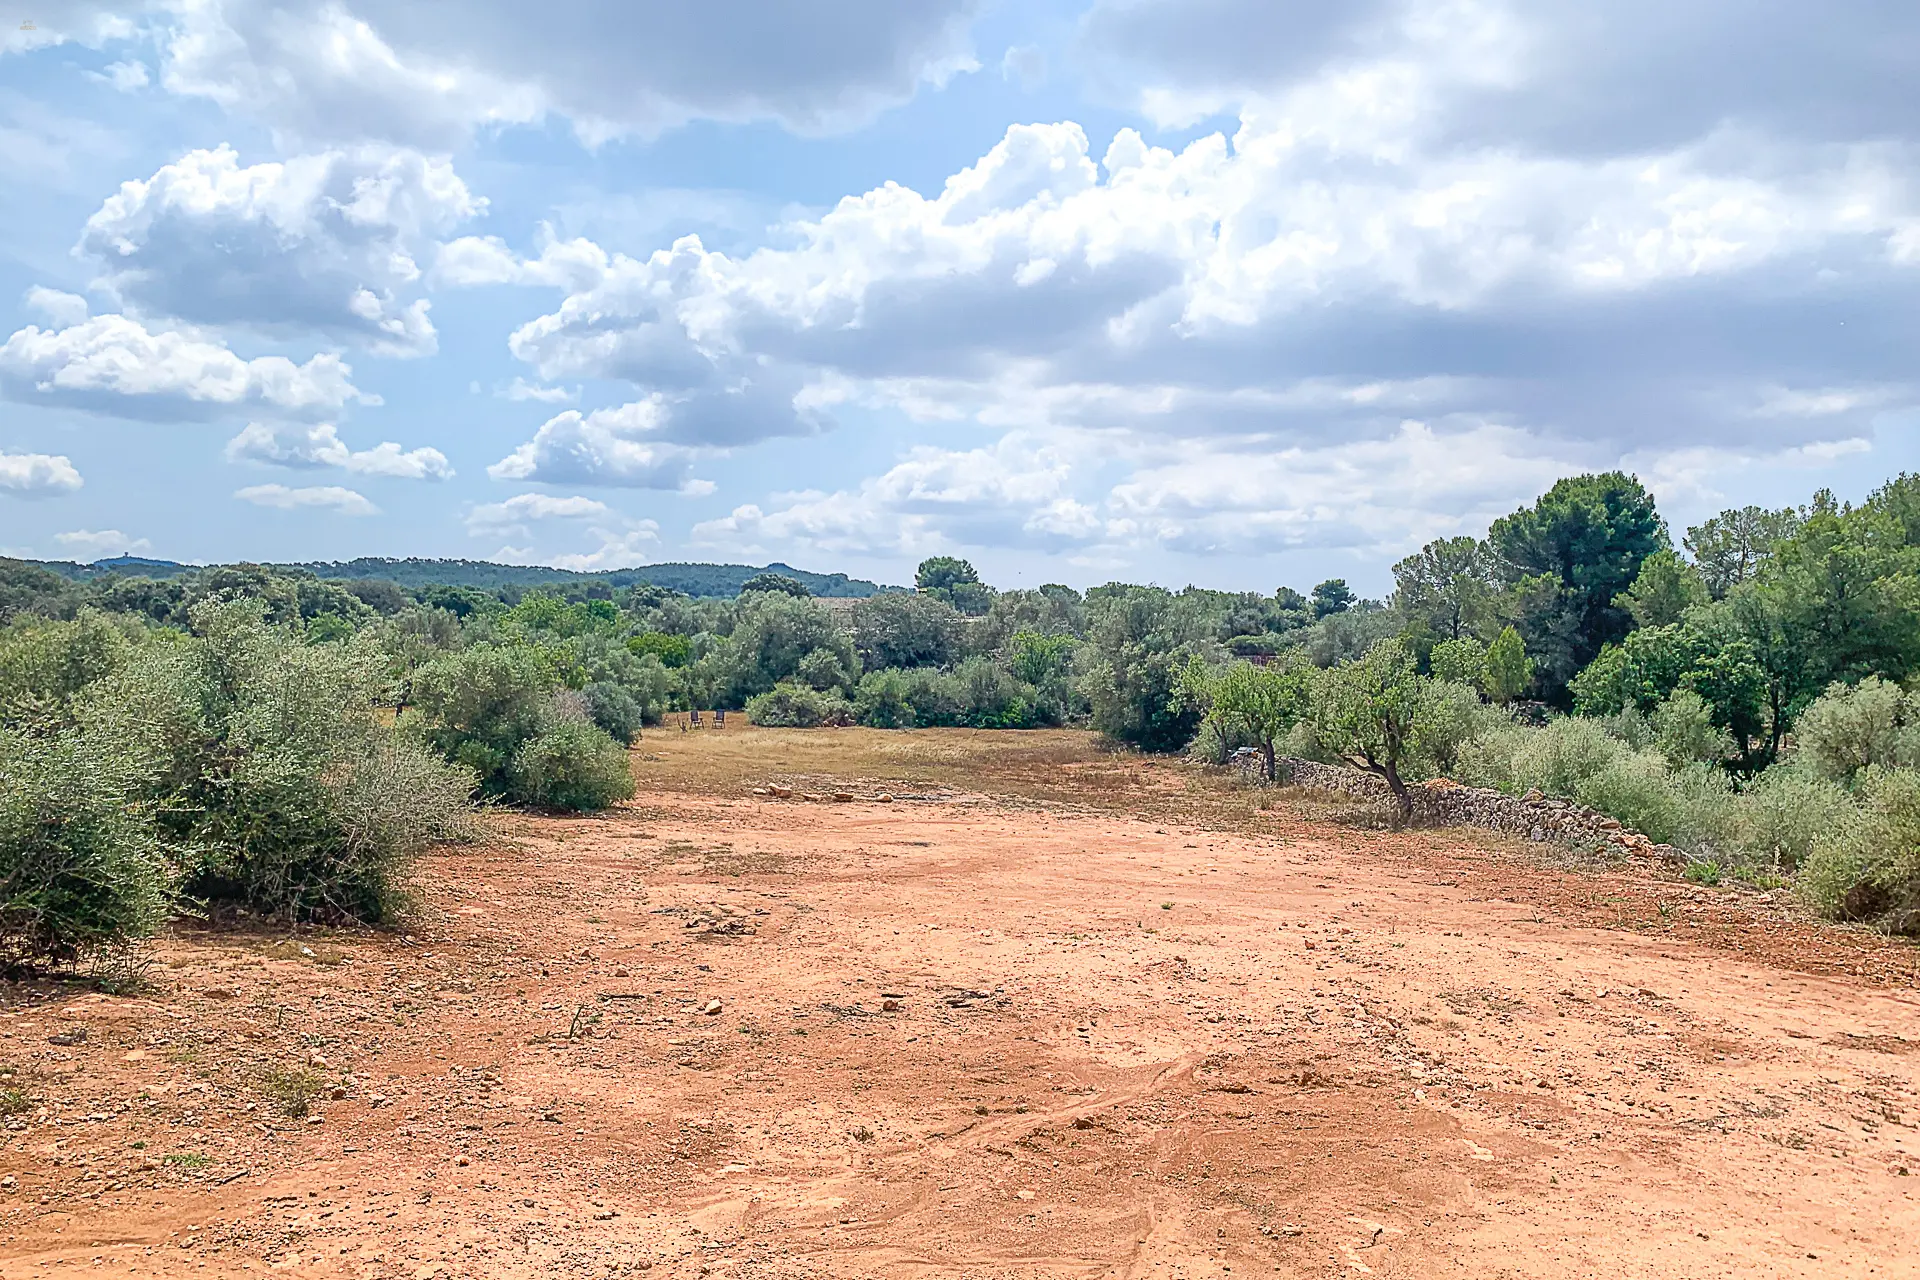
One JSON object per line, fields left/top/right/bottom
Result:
{"left": 4, "top": 730, "right": 1918, "bottom": 1278}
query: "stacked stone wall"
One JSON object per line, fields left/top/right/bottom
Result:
{"left": 1236, "top": 751, "right": 1685, "bottom": 869}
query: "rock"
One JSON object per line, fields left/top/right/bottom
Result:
{"left": 771, "top": 786, "right": 794, "bottom": 799}
{"left": 702, "top": 999, "right": 723, "bottom": 1016}
{"left": 1, "top": 1175, "right": 15, "bottom": 1190}
{"left": 881, "top": 998, "right": 901, "bottom": 1012}
{"left": 876, "top": 794, "right": 894, "bottom": 804}
{"left": 1522, "top": 788, "right": 1545, "bottom": 802}
{"left": 833, "top": 792, "right": 855, "bottom": 803}
{"left": 47, "top": 1028, "right": 86, "bottom": 1047}
{"left": 328, "top": 1086, "right": 347, "bottom": 1101}
{"left": 455, "top": 1154, "right": 470, "bottom": 1167}
{"left": 751, "top": 787, "right": 770, "bottom": 797}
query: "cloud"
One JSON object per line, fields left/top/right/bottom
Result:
{"left": 1078, "top": 0, "right": 1920, "bottom": 153}
{"left": 24, "top": 287, "right": 90, "bottom": 328}
{"left": 487, "top": 401, "right": 704, "bottom": 489}
{"left": 54, "top": 528, "right": 151, "bottom": 558}
{"left": 0, "top": 314, "right": 367, "bottom": 420}
{"left": 79, "top": 145, "right": 483, "bottom": 356}
{"left": 1000, "top": 45, "right": 1046, "bottom": 90}
{"left": 466, "top": 491, "right": 658, "bottom": 568}
{"left": 465, "top": 491, "right": 612, "bottom": 536}
{"left": 234, "top": 483, "right": 379, "bottom": 515}
{"left": 0, "top": 451, "right": 84, "bottom": 497}
{"left": 150, "top": 0, "right": 983, "bottom": 148}
{"left": 691, "top": 435, "right": 1097, "bottom": 557}
{"left": 498, "top": 377, "right": 575, "bottom": 404}
{"left": 225, "top": 422, "right": 453, "bottom": 480}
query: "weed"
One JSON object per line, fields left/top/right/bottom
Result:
{"left": 257, "top": 1065, "right": 324, "bottom": 1118}
{"left": 162, "top": 1151, "right": 211, "bottom": 1169}
{"left": 0, "top": 1086, "right": 26, "bottom": 1116}
{"left": 1683, "top": 861, "right": 1723, "bottom": 887}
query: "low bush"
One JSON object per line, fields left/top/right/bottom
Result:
{"left": 582, "top": 681, "right": 644, "bottom": 745}
{"left": 746, "top": 682, "right": 853, "bottom": 728}
{"left": 0, "top": 724, "right": 166, "bottom": 970}
{"left": 1801, "top": 765, "right": 1920, "bottom": 930}
{"left": 506, "top": 718, "right": 636, "bottom": 812}
{"left": 87, "top": 602, "right": 477, "bottom": 923}
{"left": 1728, "top": 763, "right": 1856, "bottom": 872}
{"left": 1793, "top": 677, "right": 1919, "bottom": 782}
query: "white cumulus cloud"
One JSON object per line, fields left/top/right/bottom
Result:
{"left": 153, "top": 0, "right": 983, "bottom": 148}
{"left": 79, "top": 144, "right": 483, "bottom": 357}
{"left": 0, "top": 450, "right": 84, "bottom": 497}
{"left": 54, "top": 528, "right": 152, "bottom": 558}
{"left": 225, "top": 422, "right": 453, "bottom": 480}
{"left": 0, "top": 314, "right": 367, "bottom": 420}
{"left": 487, "top": 401, "right": 704, "bottom": 489}
{"left": 234, "top": 483, "right": 379, "bottom": 515}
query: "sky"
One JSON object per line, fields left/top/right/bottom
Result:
{"left": 1, "top": 0, "right": 1916, "bottom": 596}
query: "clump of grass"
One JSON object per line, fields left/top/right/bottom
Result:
{"left": 0, "top": 1086, "right": 27, "bottom": 1116}
{"left": 257, "top": 1065, "right": 324, "bottom": 1118}
{"left": 162, "top": 1151, "right": 211, "bottom": 1169}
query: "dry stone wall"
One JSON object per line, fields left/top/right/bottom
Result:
{"left": 1238, "top": 751, "right": 1686, "bottom": 870}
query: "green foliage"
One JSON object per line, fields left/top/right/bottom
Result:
{"left": 1393, "top": 536, "right": 1494, "bottom": 641}
{"left": 746, "top": 682, "right": 854, "bottom": 728}
{"left": 1685, "top": 505, "right": 1800, "bottom": 599}
{"left": 717, "top": 593, "right": 859, "bottom": 705}
{"left": 1487, "top": 472, "right": 1667, "bottom": 696}
{"left": 1310, "top": 579, "right": 1356, "bottom": 619}
{"left": 84, "top": 603, "right": 476, "bottom": 924}
{"left": 1801, "top": 765, "right": 1920, "bottom": 929}
{"left": 1078, "top": 586, "right": 1204, "bottom": 752}
{"left": 1730, "top": 764, "right": 1856, "bottom": 871}
{"left": 1650, "top": 690, "right": 1735, "bottom": 767}
{"left": 853, "top": 593, "right": 961, "bottom": 670}
{"left": 0, "top": 611, "right": 135, "bottom": 722}
{"left": 1308, "top": 639, "right": 1434, "bottom": 812}
{"left": 506, "top": 718, "right": 636, "bottom": 812}
{"left": 915, "top": 557, "right": 993, "bottom": 615}
{"left": 740, "top": 573, "right": 811, "bottom": 597}
{"left": 0, "top": 723, "right": 166, "bottom": 969}
{"left": 1617, "top": 549, "right": 1706, "bottom": 628}
{"left": 1484, "top": 626, "right": 1533, "bottom": 703}
{"left": 408, "top": 646, "right": 552, "bottom": 791}
{"left": 795, "top": 646, "right": 857, "bottom": 693}
{"left": 1181, "top": 656, "right": 1313, "bottom": 779}
{"left": 1429, "top": 636, "right": 1489, "bottom": 691}
{"left": 627, "top": 631, "right": 693, "bottom": 668}
{"left": 582, "top": 682, "right": 644, "bottom": 745}
{"left": 1791, "top": 677, "right": 1920, "bottom": 783}
{"left": 0, "top": 558, "right": 80, "bottom": 622}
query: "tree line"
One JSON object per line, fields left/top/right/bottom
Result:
{"left": 3, "top": 468, "right": 1919, "bottom": 971}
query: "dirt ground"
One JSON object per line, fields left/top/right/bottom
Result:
{"left": 5, "top": 727, "right": 1919, "bottom": 1278}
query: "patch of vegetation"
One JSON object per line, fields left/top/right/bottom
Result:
{"left": 256, "top": 1065, "right": 325, "bottom": 1118}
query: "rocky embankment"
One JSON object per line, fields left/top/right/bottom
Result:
{"left": 1243, "top": 752, "right": 1686, "bottom": 870}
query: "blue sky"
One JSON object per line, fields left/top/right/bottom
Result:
{"left": 1, "top": 0, "right": 1915, "bottom": 596}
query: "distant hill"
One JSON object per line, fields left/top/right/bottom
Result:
{"left": 28, "top": 555, "right": 896, "bottom": 599}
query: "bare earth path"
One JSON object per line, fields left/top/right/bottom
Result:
{"left": 4, "top": 728, "right": 1918, "bottom": 1278}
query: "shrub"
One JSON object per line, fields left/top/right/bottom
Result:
{"left": 0, "top": 725, "right": 166, "bottom": 970}
{"left": 1729, "top": 764, "right": 1857, "bottom": 872}
{"left": 582, "top": 681, "right": 644, "bottom": 745}
{"left": 1651, "top": 689, "right": 1734, "bottom": 766}
{"left": 407, "top": 646, "right": 551, "bottom": 793}
{"left": 0, "top": 610, "right": 134, "bottom": 723}
{"left": 506, "top": 718, "right": 636, "bottom": 812}
{"left": 1800, "top": 765, "right": 1920, "bottom": 928}
{"left": 1429, "top": 637, "right": 1488, "bottom": 691}
{"left": 746, "top": 682, "right": 853, "bottom": 728}
{"left": 626, "top": 631, "right": 692, "bottom": 668}
{"left": 1505, "top": 715, "right": 1625, "bottom": 798}
{"left": 854, "top": 669, "right": 915, "bottom": 728}
{"left": 1793, "top": 677, "right": 1918, "bottom": 782}
{"left": 87, "top": 602, "right": 475, "bottom": 923}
